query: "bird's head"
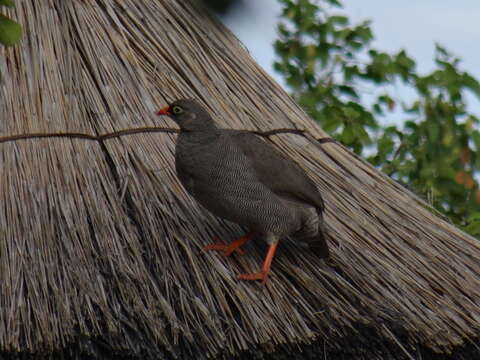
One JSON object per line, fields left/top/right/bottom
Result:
{"left": 156, "top": 99, "right": 215, "bottom": 132}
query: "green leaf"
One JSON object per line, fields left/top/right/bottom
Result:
{"left": 395, "top": 50, "right": 415, "bottom": 70}
{"left": 337, "top": 85, "right": 358, "bottom": 99}
{"left": 324, "top": 0, "right": 342, "bottom": 7}
{"left": 463, "top": 73, "right": 480, "bottom": 98}
{"left": 467, "top": 212, "right": 480, "bottom": 222}
{"left": 355, "top": 24, "right": 373, "bottom": 43}
{"left": 342, "top": 125, "right": 355, "bottom": 144}
{"left": 0, "top": 14, "right": 22, "bottom": 46}
{"left": 286, "top": 8, "right": 296, "bottom": 20}
{"left": 435, "top": 43, "right": 451, "bottom": 59}
{"left": 329, "top": 15, "right": 348, "bottom": 25}
{"left": 427, "top": 123, "right": 440, "bottom": 142}
{"left": 465, "top": 214, "right": 480, "bottom": 235}
{"left": 352, "top": 123, "right": 370, "bottom": 143}
{"left": 342, "top": 106, "right": 360, "bottom": 119}
{"left": 322, "top": 116, "right": 341, "bottom": 133}
{"left": 336, "top": 28, "right": 352, "bottom": 40}
{"left": 378, "top": 136, "right": 394, "bottom": 155}
{"left": 0, "top": 0, "right": 15, "bottom": 7}
{"left": 471, "top": 132, "right": 480, "bottom": 151}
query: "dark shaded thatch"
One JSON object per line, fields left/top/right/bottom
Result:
{"left": 1, "top": 1, "right": 480, "bottom": 359}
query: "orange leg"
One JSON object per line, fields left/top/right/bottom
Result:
{"left": 238, "top": 242, "right": 278, "bottom": 285}
{"left": 203, "top": 232, "right": 257, "bottom": 257}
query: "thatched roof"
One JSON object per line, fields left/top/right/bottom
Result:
{"left": 1, "top": 1, "right": 479, "bottom": 359}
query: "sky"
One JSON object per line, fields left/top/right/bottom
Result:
{"left": 221, "top": 0, "right": 480, "bottom": 115}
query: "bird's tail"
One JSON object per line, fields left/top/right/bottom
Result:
{"left": 306, "top": 218, "right": 330, "bottom": 259}
{"left": 293, "top": 207, "right": 330, "bottom": 259}
{"left": 308, "top": 234, "right": 330, "bottom": 258}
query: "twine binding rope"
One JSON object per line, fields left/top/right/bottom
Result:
{"left": 0, "top": 127, "right": 336, "bottom": 145}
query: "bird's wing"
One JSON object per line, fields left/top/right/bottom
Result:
{"left": 229, "top": 131, "right": 324, "bottom": 212}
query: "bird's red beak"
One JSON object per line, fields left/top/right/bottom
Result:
{"left": 157, "top": 106, "right": 172, "bottom": 116}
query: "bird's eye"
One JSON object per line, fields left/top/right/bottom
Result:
{"left": 172, "top": 106, "right": 184, "bottom": 115}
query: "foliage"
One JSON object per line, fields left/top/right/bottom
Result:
{"left": 274, "top": 0, "right": 480, "bottom": 237}
{"left": 0, "top": 0, "right": 21, "bottom": 46}
{"left": 0, "top": 0, "right": 22, "bottom": 80}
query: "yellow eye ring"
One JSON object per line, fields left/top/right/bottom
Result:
{"left": 172, "top": 106, "right": 183, "bottom": 115}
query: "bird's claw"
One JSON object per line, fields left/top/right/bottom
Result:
{"left": 238, "top": 271, "right": 269, "bottom": 285}
{"left": 203, "top": 242, "right": 245, "bottom": 256}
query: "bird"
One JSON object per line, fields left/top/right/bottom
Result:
{"left": 157, "top": 99, "right": 329, "bottom": 284}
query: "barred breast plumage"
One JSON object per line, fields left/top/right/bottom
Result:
{"left": 157, "top": 99, "right": 329, "bottom": 284}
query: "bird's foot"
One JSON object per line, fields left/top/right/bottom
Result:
{"left": 203, "top": 232, "right": 257, "bottom": 257}
{"left": 237, "top": 242, "right": 278, "bottom": 285}
{"left": 238, "top": 271, "right": 269, "bottom": 285}
{"left": 203, "top": 240, "right": 245, "bottom": 256}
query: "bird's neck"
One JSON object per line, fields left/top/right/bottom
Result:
{"left": 179, "top": 126, "right": 220, "bottom": 139}
{"left": 180, "top": 120, "right": 217, "bottom": 133}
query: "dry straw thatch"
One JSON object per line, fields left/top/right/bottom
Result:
{"left": 1, "top": 1, "right": 480, "bottom": 359}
